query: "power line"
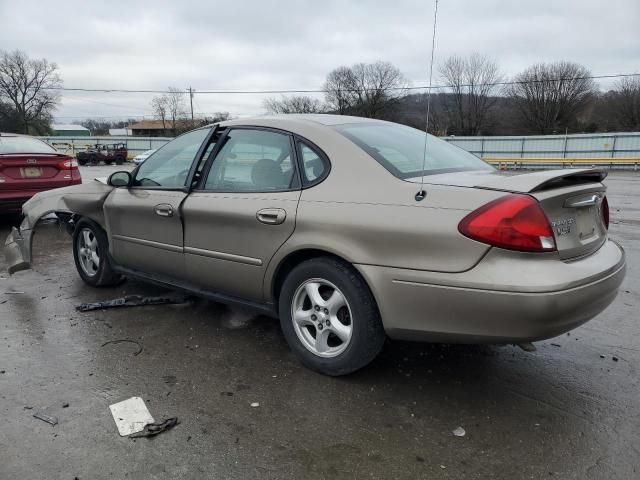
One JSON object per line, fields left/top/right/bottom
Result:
{"left": 62, "top": 95, "right": 154, "bottom": 113}
{"left": 52, "top": 111, "right": 244, "bottom": 120}
{"left": 40, "top": 72, "right": 640, "bottom": 95}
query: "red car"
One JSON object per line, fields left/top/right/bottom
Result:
{"left": 0, "top": 133, "right": 81, "bottom": 214}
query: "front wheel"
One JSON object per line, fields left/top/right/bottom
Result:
{"left": 72, "top": 218, "right": 123, "bottom": 287}
{"left": 279, "top": 257, "right": 385, "bottom": 376}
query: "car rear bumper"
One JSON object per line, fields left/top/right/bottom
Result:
{"left": 356, "top": 240, "right": 626, "bottom": 343}
{"left": 0, "top": 190, "right": 38, "bottom": 213}
{"left": 0, "top": 198, "right": 30, "bottom": 213}
{"left": 0, "top": 181, "right": 81, "bottom": 210}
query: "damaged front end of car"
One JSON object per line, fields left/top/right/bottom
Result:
{"left": 3, "top": 180, "right": 114, "bottom": 275}
{"left": 4, "top": 216, "right": 35, "bottom": 274}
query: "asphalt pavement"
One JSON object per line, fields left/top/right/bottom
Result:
{"left": 0, "top": 166, "right": 638, "bottom": 479}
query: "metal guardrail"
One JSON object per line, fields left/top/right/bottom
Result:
{"left": 484, "top": 157, "right": 640, "bottom": 170}
{"left": 446, "top": 132, "right": 640, "bottom": 169}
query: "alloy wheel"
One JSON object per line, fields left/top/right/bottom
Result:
{"left": 291, "top": 278, "right": 353, "bottom": 358}
{"left": 77, "top": 227, "right": 100, "bottom": 277}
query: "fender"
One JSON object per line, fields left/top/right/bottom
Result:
{"left": 4, "top": 179, "right": 114, "bottom": 274}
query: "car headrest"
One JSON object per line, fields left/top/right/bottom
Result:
{"left": 308, "top": 158, "right": 324, "bottom": 178}
{"left": 251, "top": 158, "right": 286, "bottom": 189}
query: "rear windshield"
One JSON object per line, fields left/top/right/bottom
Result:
{"left": 0, "top": 136, "right": 57, "bottom": 154}
{"left": 334, "top": 123, "right": 493, "bottom": 179}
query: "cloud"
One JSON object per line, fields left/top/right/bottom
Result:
{"left": 1, "top": 0, "right": 638, "bottom": 120}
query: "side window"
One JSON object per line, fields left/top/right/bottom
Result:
{"left": 204, "top": 129, "right": 297, "bottom": 192}
{"left": 298, "top": 141, "right": 328, "bottom": 183}
{"left": 134, "top": 128, "right": 211, "bottom": 188}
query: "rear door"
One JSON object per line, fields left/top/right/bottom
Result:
{"left": 103, "top": 127, "right": 215, "bottom": 279}
{"left": 181, "top": 127, "right": 301, "bottom": 302}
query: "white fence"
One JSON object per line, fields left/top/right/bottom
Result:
{"left": 37, "top": 136, "right": 173, "bottom": 158}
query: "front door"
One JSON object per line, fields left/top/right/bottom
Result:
{"left": 104, "top": 127, "right": 214, "bottom": 279}
{"left": 182, "top": 128, "right": 301, "bottom": 302}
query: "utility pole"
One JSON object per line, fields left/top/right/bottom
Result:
{"left": 188, "top": 86, "right": 195, "bottom": 126}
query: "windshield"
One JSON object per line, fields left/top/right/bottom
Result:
{"left": 0, "top": 135, "right": 57, "bottom": 154}
{"left": 334, "top": 123, "right": 493, "bottom": 179}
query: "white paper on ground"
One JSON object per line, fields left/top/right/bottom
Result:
{"left": 109, "top": 397, "right": 155, "bottom": 436}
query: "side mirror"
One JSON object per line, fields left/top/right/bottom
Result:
{"left": 108, "top": 171, "right": 132, "bottom": 187}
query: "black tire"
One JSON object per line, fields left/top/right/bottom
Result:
{"left": 89, "top": 154, "right": 98, "bottom": 166}
{"left": 115, "top": 156, "right": 124, "bottom": 165}
{"left": 72, "top": 218, "right": 123, "bottom": 287}
{"left": 77, "top": 157, "right": 87, "bottom": 166}
{"left": 278, "top": 257, "right": 385, "bottom": 376}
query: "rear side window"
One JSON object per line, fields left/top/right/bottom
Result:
{"left": 0, "top": 136, "right": 56, "bottom": 154}
{"left": 297, "top": 141, "right": 328, "bottom": 184}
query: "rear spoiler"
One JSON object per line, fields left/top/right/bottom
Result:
{"left": 477, "top": 168, "right": 607, "bottom": 193}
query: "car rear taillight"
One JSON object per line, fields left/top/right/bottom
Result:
{"left": 57, "top": 159, "right": 79, "bottom": 169}
{"left": 601, "top": 195, "right": 609, "bottom": 230}
{"left": 458, "top": 194, "right": 556, "bottom": 252}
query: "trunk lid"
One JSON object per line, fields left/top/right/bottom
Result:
{"left": 407, "top": 168, "right": 608, "bottom": 259}
{"left": 0, "top": 153, "right": 74, "bottom": 190}
{"left": 532, "top": 184, "right": 607, "bottom": 259}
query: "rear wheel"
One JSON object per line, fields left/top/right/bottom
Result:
{"left": 72, "top": 218, "right": 123, "bottom": 287}
{"left": 279, "top": 257, "right": 385, "bottom": 376}
{"left": 89, "top": 154, "right": 98, "bottom": 166}
{"left": 115, "top": 155, "right": 125, "bottom": 165}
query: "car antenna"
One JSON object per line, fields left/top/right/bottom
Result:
{"left": 415, "top": 0, "right": 439, "bottom": 202}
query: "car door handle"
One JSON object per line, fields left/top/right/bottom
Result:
{"left": 154, "top": 204, "right": 173, "bottom": 217}
{"left": 256, "top": 208, "right": 286, "bottom": 225}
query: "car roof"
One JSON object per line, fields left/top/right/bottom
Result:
{"left": 218, "top": 114, "right": 390, "bottom": 130}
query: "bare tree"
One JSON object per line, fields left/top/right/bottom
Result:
{"left": 0, "top": 50, "right": 62, "bottom": 134}
{"left": 165, "top": 86, "right": 186, "bottom": 133}
{"left": 507, "top": 61, "right": 595, "bottom": 134}
{"left": 324, "top": 61, "right": 408, "bottom": 118}
{"left": 397, "top": 92, "right": 449, "bottom": 135}
{"left": 439, "top": 53, "right": 502, "bottom": 135}
{"left": 151, "top": 95, "right": 169, "bottom": 130}
{"left": 324, "top": 66, "right": 358, "bottom": 114}
{"left": 80, "top": 118, "right": 137, "bottom": 135}
{"left": 209, "top": 111, "right": 231, "bottom": 123}
{"left": 263, "top": 95, "right": 326, "bottom": 114}
{"left": 351, "top": 61, "right": 408, "bottom": 118}
{"left": 192, "top": 112, "right": 232, "bottom": 128}
{"left": 609, "top": 76, "right": 640, "bottom": 130}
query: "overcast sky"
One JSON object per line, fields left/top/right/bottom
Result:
{"left": 1, "top": 0, "right": 638, "bottom": 122}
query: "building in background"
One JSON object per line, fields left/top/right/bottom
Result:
{"left": 108, "top": 128, "right": 133, "bottom": 136}
{"left": 50, "top": 124, "right": 91, "bottom": 136}
{"left": 129, "top": 119, "right": 193, "bottom": 137}
{"left": 129, "top": 119, "right": 191, "bottom": 136}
